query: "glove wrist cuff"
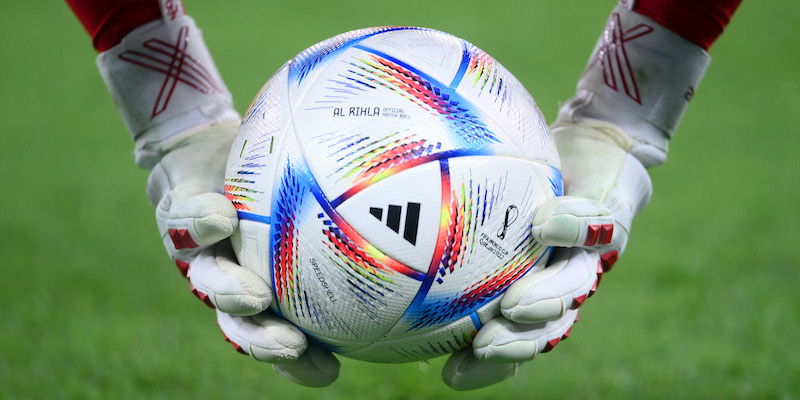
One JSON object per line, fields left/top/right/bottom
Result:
{"left": 96, "top": 7, "right": 239, "bottom": 169}
{"left": 556, "top": 4, "right": 710, "bottom": 167}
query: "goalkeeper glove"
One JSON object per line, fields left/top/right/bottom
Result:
{"left": 443, "top": 3, "right": 710, "bottom": 388}
{"left": 97, "top": 2, "right": 338, "bottom": 386}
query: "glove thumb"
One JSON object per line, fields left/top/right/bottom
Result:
{"left": 441, "top": 349, "right": 519, "bottom": 390}
{"left": 160, "top": 189, "right": 238, "bottom": 248}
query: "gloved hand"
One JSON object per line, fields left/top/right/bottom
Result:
{"left": 143, "top": 119, "right": 346, "bottom": 388}
{"left": 146, "top": 125, "right": 341, "bottom": 386}
{"left": 441, "top": 121, "right": 653, "bottom": 390}
{"left": 206, "top": 117, "right": 651, "bottom": 391}
{"left": 471, "top": 121, "right": 652, "bottom": 360}
{"left": 442, "top": 2, "right": 713, "bottom": 388}
{"left": 94, "top": 2, "right": 339, "bottom": 386}
{"left": 146, "top": 124, "right": 267, "bottom": 314}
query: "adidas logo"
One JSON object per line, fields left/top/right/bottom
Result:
{"left": 369, "top": 202, "right": 421, "bottom": 245}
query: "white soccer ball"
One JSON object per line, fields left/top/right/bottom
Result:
{"left": 225, "top": 26, "right": 562, "bottom": 363}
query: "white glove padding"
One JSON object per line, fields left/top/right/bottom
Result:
{"left": 504, "top": 122, "right": 652, "bottom": 322}
{"left": 99, "top": 2, "right": 318, "bottom": 382}
{"left": 536, "top": 121, "right": 653, "bottom": 257}
{"left": 217, "top": 310, "right": 340, "bottom": 387}
{"left": 441, "top": 349, "right": 520, "bottom": 391}
{"left": 146, "top": 125, "right": 274, "bottom": 317}
{"left": 472, "top": 308, "right": 580, "bottom": 363}
{"left": 146, "top": 122, "right": 327, "bottom": 379}
{"left": 96, "top": 2, "right": 275, "bottom": 319}
{"left": 274, "top": 346, "right": 341, "bottom": 388}
{"left": 479, "top": 4, "right": 711, "bottom": 356}
{"left": 189, "top": 245, "right": 272, "bottom": 316}
{"left": 441, "top": 249, "right": 590, "bottom": 388}
{"left": 472, "top": 248, "right": 592, "bottom": 363}
{"left": 147, "top": 124, "right": 239, "bottom": 252}
{"left": 216, "top": 310, "right": 309, "bottom": 363}
{"left": 472, "top": 121, "right": 653, "bottom": 365}
{"left": 440, "top": 252, "right": 594, "bottom": 386}
{"left": 476, "top": 3, "right": 712, "bottom": 363}
{"left": 501, "top": 248, "right": 601, "bottom": 324}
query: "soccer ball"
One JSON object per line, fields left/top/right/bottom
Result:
{"left": 225, "top": 27, "right": 562, "bottom": 363}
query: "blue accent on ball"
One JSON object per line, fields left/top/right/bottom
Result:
{"left": 289, "top": 27, "right": 422, "bottom": 85}
{"left": 354, "top": 46, "right": 497, "bottom": 146}
{"left": 549, "top": 167, "right": 564, "bottom": 196}
{"left": 237, "top": 211, "right": 271, "bottom": 224}
{"left": 450, "top": 41, "right": 470, "bottom": 88}
{"left": 470, "top": 312, "right": 482, "bottom": 330}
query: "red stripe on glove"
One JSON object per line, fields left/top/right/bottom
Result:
{"left": 66, "top": 0, "right": 162, "bottom": 52}
{"left": 633, "top": 0, "right": 742, "bottom": 50}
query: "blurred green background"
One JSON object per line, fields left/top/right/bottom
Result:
{"left": 1, "top": 1, "right": 798, "bottom": 399}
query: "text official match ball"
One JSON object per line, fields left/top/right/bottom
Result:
{"left": 224, "top": 27, "right": 563, "bottom": 363}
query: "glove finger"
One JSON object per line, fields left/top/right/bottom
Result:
{"left": 501, "top": 248, "right": 601, "bottom": 323}
{"left": 441, "top": 348, "right": 519, "bottom": 391}
{"left": 532, "top": 196, "right": 620, "bottom": 250}
{"left": 472, "top": 309, "right": 580, "bottom": 363}
{"left": 274, "top": 346, "right": 340, "bottom": 388}
{"left": 216, "top": 310, "right": 308, "bottom": 363}
{"left": 185, "top": 245, "right": 272, "bottom": 316}
{"left": 158, "top": 190, "right": 238, "bottom": 259}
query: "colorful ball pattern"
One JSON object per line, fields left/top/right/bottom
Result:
{"left": 225, "top": 27, "right": 562, "bottom": 363}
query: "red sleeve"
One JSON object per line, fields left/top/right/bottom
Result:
{"left": 632, "top": 0, "right": 742, "bottom": 50}
{"left": 66, "top": 0, "right": 162, "bottom": 52}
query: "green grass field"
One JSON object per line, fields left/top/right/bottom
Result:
{"left": 2, "top": 1, "right": 798, "bottom": 399}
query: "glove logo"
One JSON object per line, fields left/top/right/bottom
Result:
{"left": 589, "top": 12, "right": 653, "bottom": 105}
{"left": 369, "top": 202, "right": 421, "bottom": 245}
{"left": 118, "top": 26, "right": 223, "bottom": 118}
{"left": 162, "top": 0, "right": 184, "bottom": 20}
